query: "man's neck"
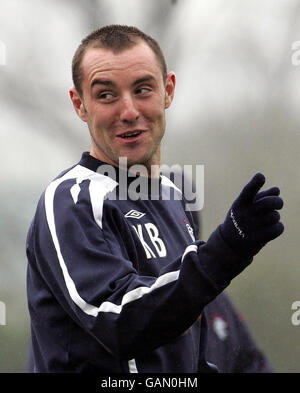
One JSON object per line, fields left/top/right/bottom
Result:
{"left": 89, "top": 150, "right": 161, "bottom": 179}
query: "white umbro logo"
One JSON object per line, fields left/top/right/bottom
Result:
{"left": 125, "top": 210, "right": 146, "bottom": 219}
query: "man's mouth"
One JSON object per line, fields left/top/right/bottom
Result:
{"left": 117, "top": 130, "right": 144, "bottom": 139}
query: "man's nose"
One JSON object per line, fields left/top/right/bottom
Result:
{"left": 119, "top": 95, "right": 139, "bottom": 123}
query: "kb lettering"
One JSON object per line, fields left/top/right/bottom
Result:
{"left": 132, "top": 223, "right": 167, "bottom": 259}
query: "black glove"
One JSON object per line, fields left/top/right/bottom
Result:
{"left": 219, "top": 173, "right": 284, "bottom": 259}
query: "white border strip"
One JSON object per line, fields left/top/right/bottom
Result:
{"left": 160, "top": 175, "right": 182, "bottom": 194}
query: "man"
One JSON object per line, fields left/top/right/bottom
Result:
{"left": 26, "top": 175, "right": 274, "bottom": 374}
{"left": 26, "top": 25, "right": 284, "bottom": 373}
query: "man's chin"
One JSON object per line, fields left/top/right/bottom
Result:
{"left": 117, "top": 154, "right": 156, "bottom": 175}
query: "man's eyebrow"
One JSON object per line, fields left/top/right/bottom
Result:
{"left": 90, "top": 79, "right": 116, "bottom": 89}
{"left": 132, "top": 75, "right": 156, "bottom": 86}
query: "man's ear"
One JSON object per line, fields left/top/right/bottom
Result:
{"left": 69, "top": 87, "right": 87, "bottom": 122}
{"left": 164, "top": 72, "right": 176, "bottom": 109}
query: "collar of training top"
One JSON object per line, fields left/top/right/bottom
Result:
{"left": 78, "top": 151, "right": 163, "bottom": 191}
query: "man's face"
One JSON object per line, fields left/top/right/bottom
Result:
{"left": 70, "top": 41, "right": 175, "bottom": 173}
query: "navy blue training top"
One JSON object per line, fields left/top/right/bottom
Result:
{"left": 26, "top": 152, "right": 249, "bottom": 373}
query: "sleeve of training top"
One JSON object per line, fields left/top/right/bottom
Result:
{"left": 27, "top": 175, "right": 251, "bottom": 360}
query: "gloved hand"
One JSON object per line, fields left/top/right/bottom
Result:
{"left": 219, "top": 173, "right": 284, "bottom": 259}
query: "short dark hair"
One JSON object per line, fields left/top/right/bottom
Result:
{"left": 72, "top": 24, "right": 168, "bottom": 97}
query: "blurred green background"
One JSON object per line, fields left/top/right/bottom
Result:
{"left": 0, "top": 0, "right": 299, "bottom": 373}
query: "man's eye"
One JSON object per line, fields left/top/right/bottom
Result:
{"left": 98, "top": 92, "right": 115, "bottom": 100}
{"left": 136, "top": 87, "right": 151, "bottom": 95}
